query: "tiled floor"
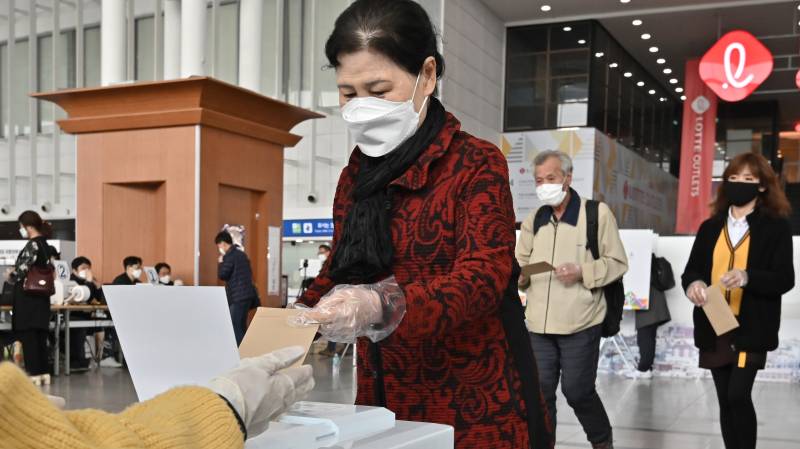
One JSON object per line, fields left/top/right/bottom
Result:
{"left": 43, "top": 353, "right": 800, "bottom": 449}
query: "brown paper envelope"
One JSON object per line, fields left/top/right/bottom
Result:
{"left": 238, "top": 307, "right": 320, "bottom": 367}
{"left": 521, "top": 262, "right": 556, "bottom": 278}
{"left": 702, "top": 285, "right": 740, "bottom": 336}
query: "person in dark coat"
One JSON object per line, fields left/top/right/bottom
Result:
{"left": 69, "top": 256, "right": 106, "bottom": 368}
{"left": 682, "top": 153, "right": 794, "bottom": 449}
{"left": 7, "top": 211, "right": 53, "bottom": 378}
{"left": 112, "top": 256, "right": 143, "bottom": 285}
{"left": 629, "top": 255, "right": 674, "bottom": 378}
{"left": 216, "top": 232, "right": 258, "bottom": 345}
{"left": 296, "top": 2, "right": 553, "bottom": 448}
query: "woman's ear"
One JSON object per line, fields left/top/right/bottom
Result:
{"left": 422, "top": 56, "right": 437, "bottom": 96}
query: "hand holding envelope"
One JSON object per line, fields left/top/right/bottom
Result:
{"left": 701, "top": 284, "right": 740, "bottom": 336}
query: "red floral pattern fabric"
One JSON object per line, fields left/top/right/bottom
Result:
{"left": 300, "top": 113, "right": 547, "bottom": 448}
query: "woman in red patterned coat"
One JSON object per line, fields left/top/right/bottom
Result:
{"left": 295, "top": 1, "right": 552, "bottom": 448}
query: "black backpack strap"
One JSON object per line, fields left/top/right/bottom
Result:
{"left": 585, "top": 200, "right": 600, "bottom": 260}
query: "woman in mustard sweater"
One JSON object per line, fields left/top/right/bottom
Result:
{"left": 682, "top": 153, "right": 794, "bottom": 449}
{"left": 0, "top": 346, "right": 313, "bottom": 449}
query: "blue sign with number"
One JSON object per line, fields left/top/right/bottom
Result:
{"left": 283, "top": 219, "right": 335, "bottom": 238}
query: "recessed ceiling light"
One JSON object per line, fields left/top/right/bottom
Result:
{"left": 659, "top": 97, "right": 667, "bottom": 102}
{"left": 563, "top": 26, "right": 572, "bottom": 31}
{"left": 649, "top": 46, "right": 659, "bottom": 53}
{"left": 595, "top": 52, "right": 605, "bottom": 58}
{"left": 637, "top": 81, "right": 645, "bottom": 87}
{"left": 609, "top": 62, "right": 619, "bottom": 68}
{"left": 641, "top": 33, "right": 651, "bottom": 40}
{"left": 680, "top": 95, "right": 686, "bottom": 101}
{"left": 675, "top": 87, "right": 684, "bottom": 93}
{"left": 632, "top": 19, "right": 642, "bottom": 26}
{"left": 669, "top": 78, "right": 678, "bottom": 84}
{"left": 663, "top": 68, "right": 672, "bottom": 74}
{"left": 620, "top": 0, "right": 631, "bottom": 3}
{"left": 649, "top": 89, "right": 656, "bottom": 94}
{"left": 656, "top": 58, "right": 666, "bottom": 64}
{"left": 578, "top": 39, "right": 586, "bottom": 44}
{"left": 624, "top": 72, "right": 633, "bottom": 78}
{"left": 541, "top": 5, "right": 551, "bottom": 12}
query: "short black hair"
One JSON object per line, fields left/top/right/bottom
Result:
{"left": 319, "top": 244, "right": 332, "bottom": 252}
{"left": 155, "top": 262, "right": 171, "bottom": 273}
{"left": 48, "top": 245, "right": 61, "bottom": 260}
{"left": 325, "top": 0, "right": 445, "bottom": 80}
{"left": 71, "top": 256, "right": 92, "bottom": 271}
{"left": 123, "top": 256, "right": 142, "bottom": 269}
{"left": 215, "top": 231, "right": 233, "bottom": 245}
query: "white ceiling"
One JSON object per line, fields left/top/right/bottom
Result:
{"left": 484, "top": 0, "right": 800, "bottom": 130}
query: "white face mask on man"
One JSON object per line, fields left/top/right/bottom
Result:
{"left": 536, "top": 183, "right": 568, "bottom": 207}
{"left": 78, "top": 270, "right": 89, "bottom": 280}
{"left": 160, "top": 275, "right": 171, "bottom": 284}
{"left": 131, "top": 269, "right": 143, "bottom": 279}
{"left": 341, "top": 73, "right": 429, "bottom": 158}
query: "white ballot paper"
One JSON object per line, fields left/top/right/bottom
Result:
{"left": 104, "top": 286, "right": 240, "bottom": 401}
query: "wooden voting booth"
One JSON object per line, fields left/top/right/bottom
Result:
{"left": 35, "top": 77, "right": 322, "bottom": 306}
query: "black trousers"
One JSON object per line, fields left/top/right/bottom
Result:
{"left": 229, "top": 301, "right": 251, "bottom": 345}
{"left": 530, "top": 325, "right": 612, "bottom": 444}
{"left": 636, "top": 324, "right": 658, "bottom": 372}
{"left": 18, "top": 329, "right": 49, "bottom": 375}
{"left": 711, "top": 364, "right": 759, "bottom": 449}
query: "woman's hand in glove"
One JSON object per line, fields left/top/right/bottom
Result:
{"left": 208, "top": 346, "right": 314, "bottom": 438}
{"left": 721, "top": 269, "right": 748, "bottom": 290}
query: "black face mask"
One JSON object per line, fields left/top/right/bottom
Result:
{"left": 723, "top": 181, "right": 760, "bottom": 207}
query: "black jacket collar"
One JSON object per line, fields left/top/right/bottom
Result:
{"left": 535, "top": 187, "right": 581, "bottom": 228}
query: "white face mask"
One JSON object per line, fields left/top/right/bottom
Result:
{"left": 19, "top": 227, "right": 29, "bottom": 239}
{"left": 318, "top": 253, "right": 328, "bottom": 262}
{"left": 341, "top": 73, "right": 429, "bottom": 158}
{"left": 131, "top": 269, "right": 142, "bottom": 279}
{"left": 78, "top": 270, "right": 88, "bottom": 280}
{"left": 536, "top": 183, "right": 568, "bottom": 207}
{"left": 160, "top": 275, "right": 171, "bottom": 284}
{"left": 219, "top": 247, "right": 227, "bottom": 256}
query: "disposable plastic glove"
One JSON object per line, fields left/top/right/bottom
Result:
{"left": 555, "top": 263, "right": 583, "bottom": 287}
{"left": 686, "top": 280, "right": 708, "bottom": 306}
{"left": 721, "top": 269, "right": 748, "bottom": 290}
{"left": 208, "top": 346, "right": 314, "bottom": 438}
{"left": 290, "top": 276, "right": 407, "bottom": 344}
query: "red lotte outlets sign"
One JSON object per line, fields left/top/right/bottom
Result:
{"left": 675, "top": 31, "right": 775, "bottom": 234}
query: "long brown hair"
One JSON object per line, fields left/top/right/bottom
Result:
{"left": 711, "top": 153, "right": 791, "bottom": 218}
{"left": 18, "top": 210, "right": 53, "bottom": 238}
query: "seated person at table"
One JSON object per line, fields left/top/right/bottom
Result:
{"left": 112, "top": 256, "right": 143, "bottom": 285}
{"left": 155, "top": 262, "right": 175, "bottom": 286}
{"left": 69, "top": 257, "right": 108, "bottom": 369}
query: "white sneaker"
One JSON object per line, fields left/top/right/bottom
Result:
{"left": 100, "top": 357, "right": 123, "bottom": 368}
{"left": 625, "top": 370, "right": 653, "bottom": 380}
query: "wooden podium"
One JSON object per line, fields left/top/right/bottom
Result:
{"left": 35, "top": 77, "right": 322, "bottom": 306}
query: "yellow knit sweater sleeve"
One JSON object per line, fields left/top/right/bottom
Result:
{"left": 0, "top": 362, "right": 244, "bottom": 449}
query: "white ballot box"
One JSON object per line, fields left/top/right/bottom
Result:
{"left": 246, "top": 402, "right": 453, "bottom": 449}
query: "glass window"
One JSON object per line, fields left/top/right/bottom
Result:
{"left": 549, "top": 76, "right": 588, "bottom": 128}
{"left": 507, "top": 27, "right": 547, "bottom": 55}
{"left": 39, "top": 30, "right": 76, "bottom": 132}
{"left": 84, "top": 27, "right": 101, "bottom": 87}
{"left": 11, "top": 39, "right": 29, "bottom": 136}
{"left": 549, "top": 49, "right": 589, "bottom": 77}
{"left": 260, "top": 0, "right": 281, "bottom": 98}
{"left": 135, "top": 16, "right": 156, "bottom": 82}
{"left": 210, "top": 2, "right": 239, "bottom": 84}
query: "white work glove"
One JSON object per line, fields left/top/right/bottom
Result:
{"left": 290, "top": 276, "right": 407, "bottom": 344}
{"left": 686, "top": 280, "right": 708, "bottom": 306}
{"left": 208, "top": 346, "right": 314, "bottom": 438}
{"left": 721, "top": 269, "right": 748, "bottom": 290}
{"left": 555, "top": 263, "right": 583, "bottom": 287}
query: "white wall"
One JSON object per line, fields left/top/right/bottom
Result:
{"left": 441, "top": 0, "right": 505, "bottom": 146}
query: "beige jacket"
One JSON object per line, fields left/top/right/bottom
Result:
{"left": 515, "top": 192, "right": 628, "bottom": 335}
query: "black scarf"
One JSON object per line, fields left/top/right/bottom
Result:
{"left": 329, "top": 97, "right": 446, "bottom": 285}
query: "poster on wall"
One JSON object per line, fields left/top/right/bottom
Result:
{"left": 268, "top": 226, "right": 282, "bottom": 297}
{"left": 501, "top": 128, "right": 596, "bottom": 222}
{"left": 619, "top": 230, "right": 654, "bottom": 310}
{"left": 593, "top": 132, "right": 678, "bottom": 236}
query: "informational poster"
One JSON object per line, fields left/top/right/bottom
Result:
{"left": 268, "top": 226, "right": 282, "bottom": 296}
{"left": 143, "top": 266, "right": 159, "bottom": 285}
{"left": 593, "top": 132, "right": 678, "bottom": 235}
{"left": 618, "top": 230, "right": 654, "bottom": 310}
{"left": 501, "top": 128, "right": 596, "bottom": 222}
{"left": 53, "top": 260, "right": 71, "bottom": 282}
